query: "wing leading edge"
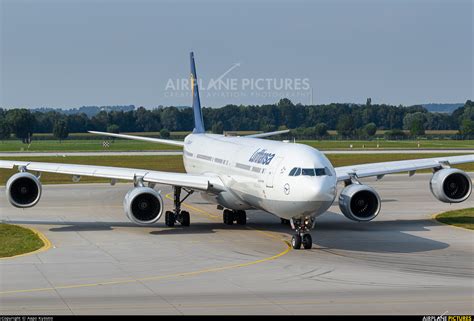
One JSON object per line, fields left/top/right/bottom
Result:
{"left": 88, "top": 131, "right": 185, "bottom": 147}
{"left": 0, "top": 160, "right": 224, "bottom": 192}
{"left": 244, "top": 129, "right": 290, "bottom": 138}
{"left": 335, "top": 154, "right": 474, "bottom": 181}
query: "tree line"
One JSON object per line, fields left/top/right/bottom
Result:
{"left": 0, "top": 99, "right": 473, "bottom": 142}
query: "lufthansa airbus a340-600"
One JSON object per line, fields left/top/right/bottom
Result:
{"left": 1, "top": 53, "right": 473, "bottom": 249}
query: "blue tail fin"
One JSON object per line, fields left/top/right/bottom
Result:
{"left": 190, "top": 52, "right": 205, "bottom": 133}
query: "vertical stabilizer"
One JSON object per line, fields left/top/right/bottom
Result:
{"left": 190, "top": 52, "right": 205, "bottom": 133}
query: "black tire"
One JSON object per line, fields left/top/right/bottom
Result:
{"left": 223, "top": 210, "right": 234, "bottom": 225}
{"left": 181, "top": 211, "right": 190, "bottom": 227}
{"left": 280, "top": 218, "right": 290, "bottom": 225}
{"left": 165, "top": 211, "right": 175, "bottom": 227}
{"left": 291, "top": 234, "right": 302, "bottom": 249}
{"left": 227, "top": 210, "right": 234, "bottom": 225}
{"left": 236, "top": 210, "right": 246, "bottom": 225}
{"left": 302, "top": 234, "right": 312, "bottom": 249}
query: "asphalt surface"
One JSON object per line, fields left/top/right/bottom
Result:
{"left": 0, "top": 149, "right": 472, "bottom": 157}
{"left": 0, "top": 174, "right": 473, "bottom": 315}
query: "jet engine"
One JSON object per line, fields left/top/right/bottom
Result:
{"left": 339, "top": 184, "right": 381, "bottom": 222}
{"left": 430, "top": 168, "right": 472, "bottom": 203}
{"left": 6, "top": 172, "right": 42, "bottom": 208}
{"left": 123, "top": 187, "right": 164, "bottom": 225}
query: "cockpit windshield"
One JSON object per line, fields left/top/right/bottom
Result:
{"left": 289, "top": 167, "right": 330, "bottom": 177}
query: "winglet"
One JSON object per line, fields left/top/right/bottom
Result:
{"left": 190, "top": 52, "right": 205, "bottom": 133}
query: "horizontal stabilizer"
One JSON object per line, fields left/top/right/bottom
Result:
{"left": 244, "top": 129, "right": 290, "bottom": 139}
{"left": 88, "top": 131, "right": 185, "bottom": 147}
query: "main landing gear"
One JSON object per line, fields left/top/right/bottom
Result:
{"left": 165, "top": 186, "right": 194, "bottom": 227}
{"left": 290, "top": 217, "right": 314, "bottom": 250}
{"left": 223, "top": 209, "right": 247, "bottom": 225}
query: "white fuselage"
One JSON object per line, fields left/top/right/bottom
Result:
{"left": 182, "top": 133, "right": 337, "bottom": 220}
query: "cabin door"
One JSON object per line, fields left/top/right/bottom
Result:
{"left": 265, "top": 157, "right": 284, "bottom": 188}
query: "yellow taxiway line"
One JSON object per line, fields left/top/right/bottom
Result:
{"left": 0, "top": 225, "right": 52, "bottom": 261}
{"left": 0, "top": 194, "right": 291, "bottom": 295}
{"left": 430, "top": 211, "right": 473, "bottom": 232}
{"left": 165, "top": 193, "right": 288, "bottom": 241}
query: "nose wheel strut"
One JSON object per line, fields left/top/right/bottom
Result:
{"left": 290, "top": 217, "right": 314, "bottom": 250}
{"left": 165, "top": 186, "right": 194, "bottom": 227}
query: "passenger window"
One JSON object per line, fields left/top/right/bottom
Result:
{"left": 302, "top": 168, "right": 315, "bottom": 176}
{"left": 294, "top": 168, "right": 301, "bottom": 176}
{"left": 289, "top": 168, "right": 297, "bottom": 176}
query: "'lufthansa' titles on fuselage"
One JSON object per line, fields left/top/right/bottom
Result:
{"left": 249, "top": 148, "right": 275, "bottom": 165}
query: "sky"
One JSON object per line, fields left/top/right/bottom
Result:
{"left": 0, "top": 0, "right": 472, "bottom": 108}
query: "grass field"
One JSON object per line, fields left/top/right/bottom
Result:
{"left": 300, "top": 140, "right": 474, "bottom": 150}
{"left": 0, "top": 153, "right": 472, "bottom": 185}
{"left": 0, "top": 139, "right": 182, "bottom": 152}
{"left": 435, "top": 208, "right": 474, "bottom": 230}
{"left": 0, "top": 139, "right": 472, "bottom": 152}
{"left": 0, "top": 224, "right": 45, "bottom": 258}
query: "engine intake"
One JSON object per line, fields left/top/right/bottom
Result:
{"left": 339, "top": 184, "right": 381, "bottom": 222}
{"left": 123, "top": 187, "right": 164, "bottom": 225}
{"left": 430, "top": 168, "right": 472, "bottom": 203}
{"left": 6, "top": 172, "right": 42, "bottom": 208}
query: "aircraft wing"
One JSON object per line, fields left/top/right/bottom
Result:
{"left": 88, "top": 131, "right": 185, "bottom": 147}
{"left": 244, "top": 129, "right": 290, "bottom": 138}
{"left": 0, "top": 160, "right": 224, "bottom": 192}
{"left": 335, "top": 154, "right": 474, "bottom": 181}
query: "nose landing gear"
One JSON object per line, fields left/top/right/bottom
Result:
{"left": 290, "top": 217, "right": 314, "bottom": 250}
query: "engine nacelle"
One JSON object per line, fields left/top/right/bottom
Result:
{"left": 339, "top": 184, "right": 381, "bottom": 222}
{"left": 430, "top": 168, "right": 472, "bottom": 203}
{"left": 123, "top": 187, "right": 164, "bottom": 225}
{"left": 6, "top": 172, "right": 42, "bottom": 208}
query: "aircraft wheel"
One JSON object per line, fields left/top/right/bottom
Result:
{"left": 181, "top": 211, "right": 190, "bottom": 227}
{"left": 291, "top": 234, "right": 302, "bottom": 250}
{"left": 302, "top": 234, "right": 313, "bottom": 249}
{"left": 165, "top": 211, "right": 175, "bottom": 227}
{"left": 223, "top": 209, "right": 234, "bottom": 225}
{"left": 236, "top": 210, "right": 246, "bottom": 225}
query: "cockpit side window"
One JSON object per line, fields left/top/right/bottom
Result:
{"left": 289, "top": 168, "right": 297, "bottom": 176}
{"left": 315, "top": 168, "right": 326, "bottom": 176}
{"left": 325, "top": 167, "right": 333, "bottom": 176}
{"left": 289, "top": 167, "right": 302, "bottom": 176}
{"left": 294, "top": 168, "right": 301, "bottom": 176}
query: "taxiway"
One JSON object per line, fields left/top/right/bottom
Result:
{"left": 0, "top": 174, "right": 473, "bottom": 315}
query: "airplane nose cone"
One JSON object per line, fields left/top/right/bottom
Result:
{"left": 309, "top": 177, "right": 337, "bottom": 202}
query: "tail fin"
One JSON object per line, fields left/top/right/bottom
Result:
{"left": 190, "top": 52, "right": 205, "bottom": 133}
